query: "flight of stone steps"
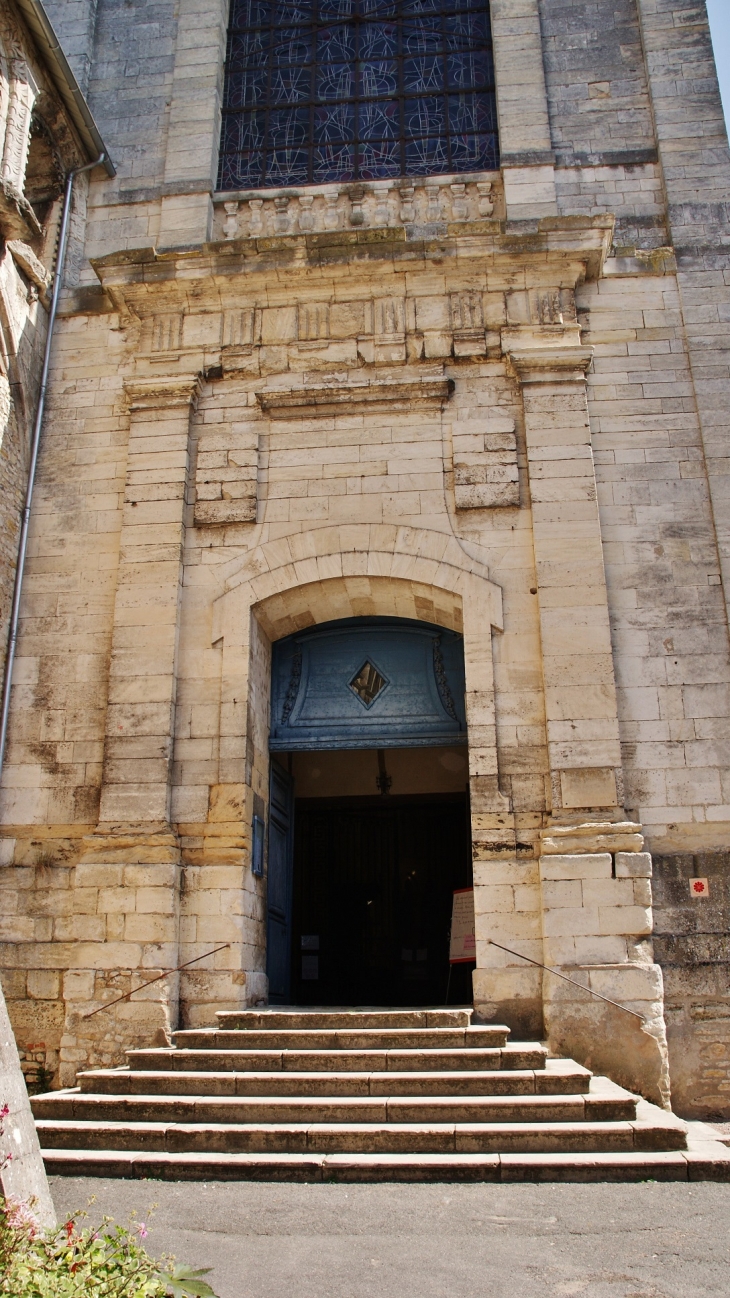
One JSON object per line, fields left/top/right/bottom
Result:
{"left": 33, "top": 1008, "right": 730, "bottom": 1182}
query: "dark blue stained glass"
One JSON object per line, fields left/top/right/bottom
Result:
{"left": 229, "top": 1, "right": 272, "bottom": 29}
{"left": 225, "top": 68, "right": 266, "bottom": 109}
{"left": 317, "top": 62, "right": 354, "bottom": 99}
{"left": 271, "top": 65, "right": 311, "bottom": 104}
{"left": 318, "top": 25, "right": 356, "bottom": 62}
{"left": 220, "top": 150, "right": 261, "bottom": 189}
{"left": 359, "top": 99, "right": 399, "bottom": 138}
{"left": 222, "top": 111, "right": 265, "bottom": 152}
{"left": 404, "top": 96, "right": 445, "bottom": 137}
{"left": 450, "top": 131, "right": 498, "bottom": 170}
{"left": 267, "top": 148, "right": 311, "bottom": 184}
{"left": 268, "top": 107, "right": 311, "bottom": 149}
{"left": 446, "top": 50, "right": 493, "bottom": 89}
{"left": 403, "top": 56, "right": 443, "bottom": 93}
{"left": 313, "top": 143, "right": 356, "bottom": 181}
{"left": 405, "top": 135, "right": 450, "bottom": 173}
{"left": 361, "top": 0, "right": 399, "bottom": 14}
{"left": 227, "top": 30, "right": 267, "bottom": 62}
{"left": 359, "top": 138, "right": 401, "bottom": 177}
{"left": 318, "top": 0, "right": 356, "bottom": 16}
{"left": 360, "top": 59, "right": 398, "bottom": 96}
{"left": 218, "top": 1, "right": 498, "bottom": 189}
{"left": 272, "top": 0, "right": 312, "bottom": 21}
{"left": 314, "top": 103, "right": 356, "bottom": 142}
{"left": 271, "top": 30, "right": 313, "bottom": 64}
{"left": 448, "top": 91, "right": 495, "bottom": 134}
{"left": 359, "top": 21, "right": 398, "bottom": 60}
{"left": 402, "top": 18, "right": 442, "bottom": 53}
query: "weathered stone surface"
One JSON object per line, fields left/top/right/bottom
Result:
{"left": 0, "top": 0, "right": 728, "bottom": 1117}
{"left": 0, "top": 977, "right": 55, "bottom": 1225}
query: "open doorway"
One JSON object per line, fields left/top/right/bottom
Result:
{"left": 271, "top": 747, "right": 473, "bottom": 1006}
{"left": 266, "top": 617, "right": 474, "bottom": 1007}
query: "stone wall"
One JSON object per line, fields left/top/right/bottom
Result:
{"left": 0, "top": 0, "right": 728, "bottom": 1112}
{"left": 653, "top": 851, "right": 730, "bottom": 1120}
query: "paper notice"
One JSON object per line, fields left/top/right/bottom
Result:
{"left": 449, "top": 887, "right": 476, "bottom": 963}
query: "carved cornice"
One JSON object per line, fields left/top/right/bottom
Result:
{"left": 124, "top": 374, "right": 202, "bottom": 412}
{"left": 256, "top": 375, "right": 454, "bottom": 419}
{"left": 506, "top": 346, "right": 594, "bottom": 383}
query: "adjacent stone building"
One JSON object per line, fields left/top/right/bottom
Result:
{"left": 1, "top": 0, "right": 729, "bottom": 1118}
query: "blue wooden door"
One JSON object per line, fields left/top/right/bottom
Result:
{"left": 266, "top": 763, "right": 294, "bottom": 1004}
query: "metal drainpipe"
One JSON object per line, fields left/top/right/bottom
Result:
{"left": 0, "top": 153, "right": 107, "bottom": 780}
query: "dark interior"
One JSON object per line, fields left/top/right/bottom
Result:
{"left": 290, "top": 790, "right": 473, "bottom": 1007}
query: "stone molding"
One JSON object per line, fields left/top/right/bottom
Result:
{"left": 123, "top": 374, "right": 202, "bottom": 412}
{"left": 507, "top": 345, "right": 594, "bottom": 381}
{"left": 255, "top": 375, "right": 454, "bottom": 419}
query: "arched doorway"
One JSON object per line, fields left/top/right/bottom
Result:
{"left": 266, "top": 617, "right": 473, "bottom": 1006}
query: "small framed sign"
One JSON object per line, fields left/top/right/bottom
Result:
{"left": 252, "top": 814, "right": 265, "bottom": 877}
{"left": 449, "top": 887, "right": 476, "bottom": 963}
{"left": 689, "top": 877, "right": 709, "bottom": 898}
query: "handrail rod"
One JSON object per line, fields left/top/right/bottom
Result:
{"left": 83, "top": 944, "right": 231, "bottom": 1019}
{"left": 487, "top": 939, "right": 646, "bottom": 1022}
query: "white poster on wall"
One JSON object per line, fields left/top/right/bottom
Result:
{"left": 449, "top": 887, "right": 476, "bottom": 963}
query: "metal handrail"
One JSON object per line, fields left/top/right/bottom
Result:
{"left": 487, "top": 939, "right": 646, "bottom": 1022}
{"left": 83, "top": 945, "right": 231, "bottom": 1019}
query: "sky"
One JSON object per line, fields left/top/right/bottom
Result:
{"left": 707, "top": 0, "right": 730, "bottom": 131}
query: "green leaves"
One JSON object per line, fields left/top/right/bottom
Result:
{"left": 0, "top": 1200, "right": 219, "bottom": 1298}
{"left": 163, "top": 1265, "right": 217, "bottom": 1298}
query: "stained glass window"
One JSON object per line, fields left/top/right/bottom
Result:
{"left": 218, "top": 0, "right": 498, "bottom": 190}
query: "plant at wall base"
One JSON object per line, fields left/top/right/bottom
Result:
{"left": 0, "top": 1196, "right": 219, "bottom": 1298}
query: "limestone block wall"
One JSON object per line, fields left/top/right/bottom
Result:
{"left": 652, "top": 850, "right": 730, "bottom": 1121}
{"left": 0, "top": 0, "right": 729, "bottom": 1111}
{"left": 538, "top": 824, "right": 668, "bottom": 1107}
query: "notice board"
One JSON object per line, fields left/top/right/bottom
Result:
{"left": 449, "top": 887, "right": 476, "bottom": 963}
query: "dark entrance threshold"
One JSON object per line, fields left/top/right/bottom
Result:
{"left": 290, "top": 793, "right": 473, "bottom": 1007}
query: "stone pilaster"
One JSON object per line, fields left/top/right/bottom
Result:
{"left": 508, "top": 344, "right": 622, "bottom": 806}
{"left": 100, "top": 375, "right": 200, "bottom": 827}
{"left": 508, "top": 343, "right": 669, "bottom": 1104}
{"left": 490, "top": 0, "right": 557, "bottom": 218}
{"left": 62, "top": 376, "right": 201, "bottom": 1072}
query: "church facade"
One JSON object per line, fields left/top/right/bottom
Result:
{"left": 1, "top": 0, "right": 730, "bottom": 1118}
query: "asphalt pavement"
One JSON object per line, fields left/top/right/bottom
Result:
{"left": 50, "top": 1176, "right": 730, "bottom": 1298}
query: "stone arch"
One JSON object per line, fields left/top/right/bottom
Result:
{"left": 210, "top": 525, "right": 505, "bottom": 837}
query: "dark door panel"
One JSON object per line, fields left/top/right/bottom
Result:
{"left": 266, "top": 763, "right": 294, "bottom": 1004}
{"left": 291, "top": 794, "right": 471, "bottom": 1006}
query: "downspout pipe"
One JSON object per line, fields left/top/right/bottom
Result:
{"left": 0, "top": 153, "right": 107, "bottom": 781}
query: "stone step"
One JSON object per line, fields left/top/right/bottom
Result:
{"left": 40, "top": 1143, "right": 730, "bottom": 1183}
{"left": 76, "top": 1060, "right": 590, "bottom": 1098}
{"left": 35, "top": 1112, "right": 687, "bottom": 1156}
{"left": 214, "top": 1009, "right": 473, "bottom": 1030}
{"left": 126, "top": 1044, "right": 546, "bottom": 1073}
{"left": 172, "top": 1026, "right": 509, "bottom": 1051}
{"left": 32, "top": 1089, "right": 636, "bottom": 1126}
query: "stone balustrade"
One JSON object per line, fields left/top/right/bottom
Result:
{"left": 213, "top": 173, "right": 501, "bottom": 241}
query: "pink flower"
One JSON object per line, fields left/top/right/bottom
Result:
{"left": 137, "top": 1223, "right": 148, "bottom": 1239}
{"left": 5, "top": 1199, "right": 40, "bottom": 1238}
{"left": 0, "top": 1104, "right": 9, "bottom": 1119}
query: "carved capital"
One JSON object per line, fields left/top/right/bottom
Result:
{"left": 507, "top": 345, "right": 594, "bottom": 383}
{"left": 123, "top": 374, "right": 202, "bottom": 412}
